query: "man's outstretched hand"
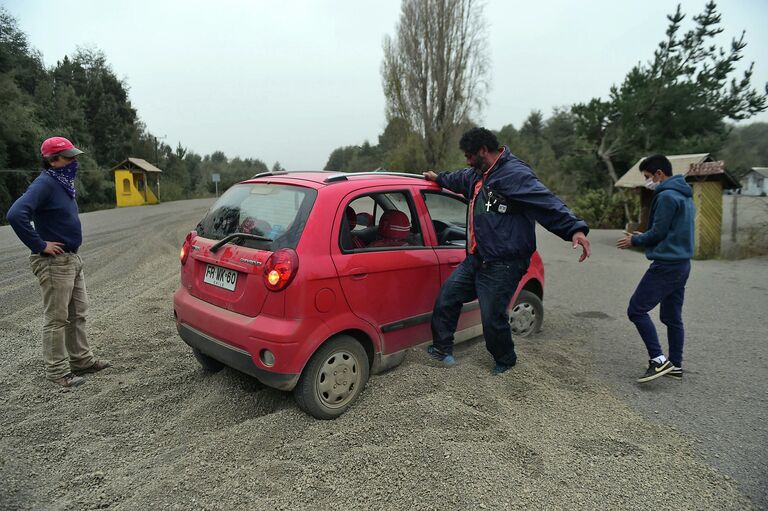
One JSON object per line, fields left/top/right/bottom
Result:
{"left": 422, "top": 171, "right": 438, "bottom": 181}
{"left": 572, "top": 231, "right": 590, "bottom": 262}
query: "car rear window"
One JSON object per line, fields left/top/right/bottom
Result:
{"left": 195, "top": 183, "right": 317, "bottom": 250}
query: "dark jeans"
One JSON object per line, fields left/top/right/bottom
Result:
{"left": 627, "top": 260, "right": 691, "bottom": 367}
{"left": 431, "top": 254, "right": 528, "bottom": 366}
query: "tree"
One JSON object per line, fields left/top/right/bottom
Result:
{"left": 381, "top": 0, "right": 489, "bottom": 168}
{"left": 497, "top": 112, "right": 566, "bottom": 195}
{"left": 324, "top": 142, "right": 384, "bottom": 173}
{"left": 1, "top": 9, "right": 286, "bottom": 217}
{"left": 572, "top": 1, "right": 767, "bottom": 219}
{"left": 542, "top": 108, "right": 579, "bottom": 160}
{"left": 0, "top": 8, "right": 46, "bottom": 222}
{"left": 718, "top": 122, "right": 768, "bottom": 178}
{"left": 55, "top": 47, "right": 139, "bottom": 166}
{"left": 0, "top": 7, "right": 46, "bottom": 94}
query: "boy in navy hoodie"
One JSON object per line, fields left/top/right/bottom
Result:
{"left": 7, "top": 137, "right": 110, "bottom": 388}
{"left": 617, "top": 154, "right": 695, "bottom": 382}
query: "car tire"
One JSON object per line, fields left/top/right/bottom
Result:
{"left": 192, "top": 348, "right": 225, "bottom": 372}
{"left": 294, "top": 335, "right": 370, "bottom": 420}
{"left": 509, "top": 290, "right": 543, "bottom": 337}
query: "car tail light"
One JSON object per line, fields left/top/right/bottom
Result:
{"left": 263, "top": 248, "right": 299, "bottom": 291}
{"left": 180, "top": 230, "right": 196, "bottom": 265}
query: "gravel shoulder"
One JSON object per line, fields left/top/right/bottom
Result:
{"left": 537, "top": 227, "right": 768, "bottom": 508}
{"left": 0, "top": 199, "right": 760, "bottom": 510}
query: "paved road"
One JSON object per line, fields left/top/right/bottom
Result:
{"left": 536, "top": 227, "right": 768, "bottom": 507}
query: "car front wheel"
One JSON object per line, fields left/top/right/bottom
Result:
{"left": 294, "top": 335, "right": 370, "bottom": 420}
{"left": 509, "top": 290, "right": 543, "bottom": 337}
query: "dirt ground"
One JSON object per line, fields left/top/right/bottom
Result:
{"left": 0, "top": 198, "right": 761, "bottom": 510}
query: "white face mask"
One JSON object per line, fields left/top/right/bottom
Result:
{"left": 644, "top": 177, "right": 659, "bottom": 191}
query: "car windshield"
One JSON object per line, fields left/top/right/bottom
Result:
{"left": 196, "top": 183, "right": 317, "bottom": 251}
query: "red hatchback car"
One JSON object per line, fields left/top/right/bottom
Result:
{"left": 174, "top": 171, "right": 545, "bottom": 418}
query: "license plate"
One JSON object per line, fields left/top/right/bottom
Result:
{"left": 203, "top": 264, "right": 238, "bottom": 291}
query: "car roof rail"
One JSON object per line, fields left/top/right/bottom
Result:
{"left": 251, "top": 170, "right": 333, "bottom": 179}
{"left": 323, "top": 171, "right": 426, "bottom": 183}
{"left": 251, "top": 170, "right": 290, "bottom": 179}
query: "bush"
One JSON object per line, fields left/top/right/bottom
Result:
{"left": 572, "top": 188, "right": 633, "bottom": 229}
{"left": 157, "top": 180, "right": 186, "bottom": 201}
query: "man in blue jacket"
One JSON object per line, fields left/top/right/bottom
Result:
{"left": 7, "top": 137, "right": 110, "bottom": 388}
{"left": 423, "top": 127, "right": 590, "bottom": 374}
{"left": 617, "top": 154, "right": 695, "bottom": 383}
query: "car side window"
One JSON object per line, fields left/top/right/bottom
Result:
{"left": 422, "top": 192, "right": 467, "bottom": 247}
{"left": 340, "top": 191, "right": 424, "bottom": 252}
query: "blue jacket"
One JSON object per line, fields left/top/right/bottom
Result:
{"left": 631, "top": 175, "right": 695, "bottom": 261}
{"left": 7, "top": 173, "right": 82, "bottom": 254}
{"left": 437, "top": 148, "right": 589, "bottom": 262}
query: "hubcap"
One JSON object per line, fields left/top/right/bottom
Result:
{"left": 316, "top": 350, "right": 360, "bottom": 408}
{"left": 509, "top": 302, "right": 536, "bottom": 336}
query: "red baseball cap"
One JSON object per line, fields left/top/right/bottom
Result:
{"left": 40, "top": 136, "right": 84, "bottom": 158}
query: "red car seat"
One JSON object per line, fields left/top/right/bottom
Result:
{"left": 369, "top": 210, "right": 410, "bottom": 248}
{"left": 345, "top": 207, "right": 366, "bottom": 249}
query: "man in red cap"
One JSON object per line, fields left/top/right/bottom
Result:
{"left": 7, "top": 137, "right": 111, "bottom": 388}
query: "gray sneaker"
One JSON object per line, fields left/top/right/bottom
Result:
{"left": 73, "top": 359, "right": 111, "bottom": 375}
{"left": 52, "top": 373, "right": 86, "bottom": 388}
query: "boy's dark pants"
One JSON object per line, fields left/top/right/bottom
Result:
{"left": 627, "top": 260, "right": 691, "bottom": 367}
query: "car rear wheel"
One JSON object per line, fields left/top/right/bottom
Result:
{"left": 192, "top": 348, "right": 225, "bottom": 372}
{"left": 294, "top": 335, "right": 370, "bottom": 420}
{"left": 509, "top": 290, "right": 543, "bottom": 337}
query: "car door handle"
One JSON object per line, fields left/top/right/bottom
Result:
{"left": 447, "top": 257, "right": 461, "bottom": 268}
{"left": 350, "top": 267, "right": 368, "bottom": 280}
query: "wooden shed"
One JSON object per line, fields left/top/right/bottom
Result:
{"left": 616, "top": 154, "right": 740, "bottom": 259}
{"left": 111, "top": 158, "right": 163, "bottom": 207}
{"left": 686, "top": 161, "right": 740, "bottom": 258}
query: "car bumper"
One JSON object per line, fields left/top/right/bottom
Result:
{"left": 174, "top": 288, "right": 314, "bottom": 391}
{"left": 177, "top": 322, "right": 299, "bottom": 391}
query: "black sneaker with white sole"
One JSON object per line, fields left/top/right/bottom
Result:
{"left": 637, "top": 359, "right": 673, "bottom": 383}
{"left": 666, "top": 367, "right": 683, "bottom": 380}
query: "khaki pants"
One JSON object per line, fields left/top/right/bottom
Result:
{"left": 30, "top": 253, "right": 95, "bottom": 380}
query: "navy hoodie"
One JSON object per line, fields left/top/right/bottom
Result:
{"left": 437, "top": 148, "right": 588, "bottom": 262}
{"left": 7, "top": 173, "right": 82, "bottom": 254}
{"left": 631, "top": 174, "right": 695, "bottom": 261}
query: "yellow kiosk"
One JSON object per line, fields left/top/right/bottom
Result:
{"left": 112, "top": 158, "right": 162, "bottom": 207}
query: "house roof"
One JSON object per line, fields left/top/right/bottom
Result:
{"left": 686, "top": 160, "right": 740, "bottom": 189}
{"left": 615, "top": 153, "right": 710, "bottom": 188}
{"left": 749, "top": 167, "right": 768, "bottom": 178}
{"left": 111, "top": 157, "right": 163, "bottom": 173}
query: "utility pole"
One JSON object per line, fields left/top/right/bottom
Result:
{"left": 153, "top": 135, "right": 167, "bottom": 202}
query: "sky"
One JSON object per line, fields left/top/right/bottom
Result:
{"left": 4, "top": 0, "right": 767, "bottom": 170}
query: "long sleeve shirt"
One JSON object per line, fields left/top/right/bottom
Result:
{"left": 7, "top": 173, "right": 82, "bottom": 254}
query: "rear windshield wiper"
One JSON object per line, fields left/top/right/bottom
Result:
{"left": 210, "top": 232, "right": 272, "bottom": 253}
